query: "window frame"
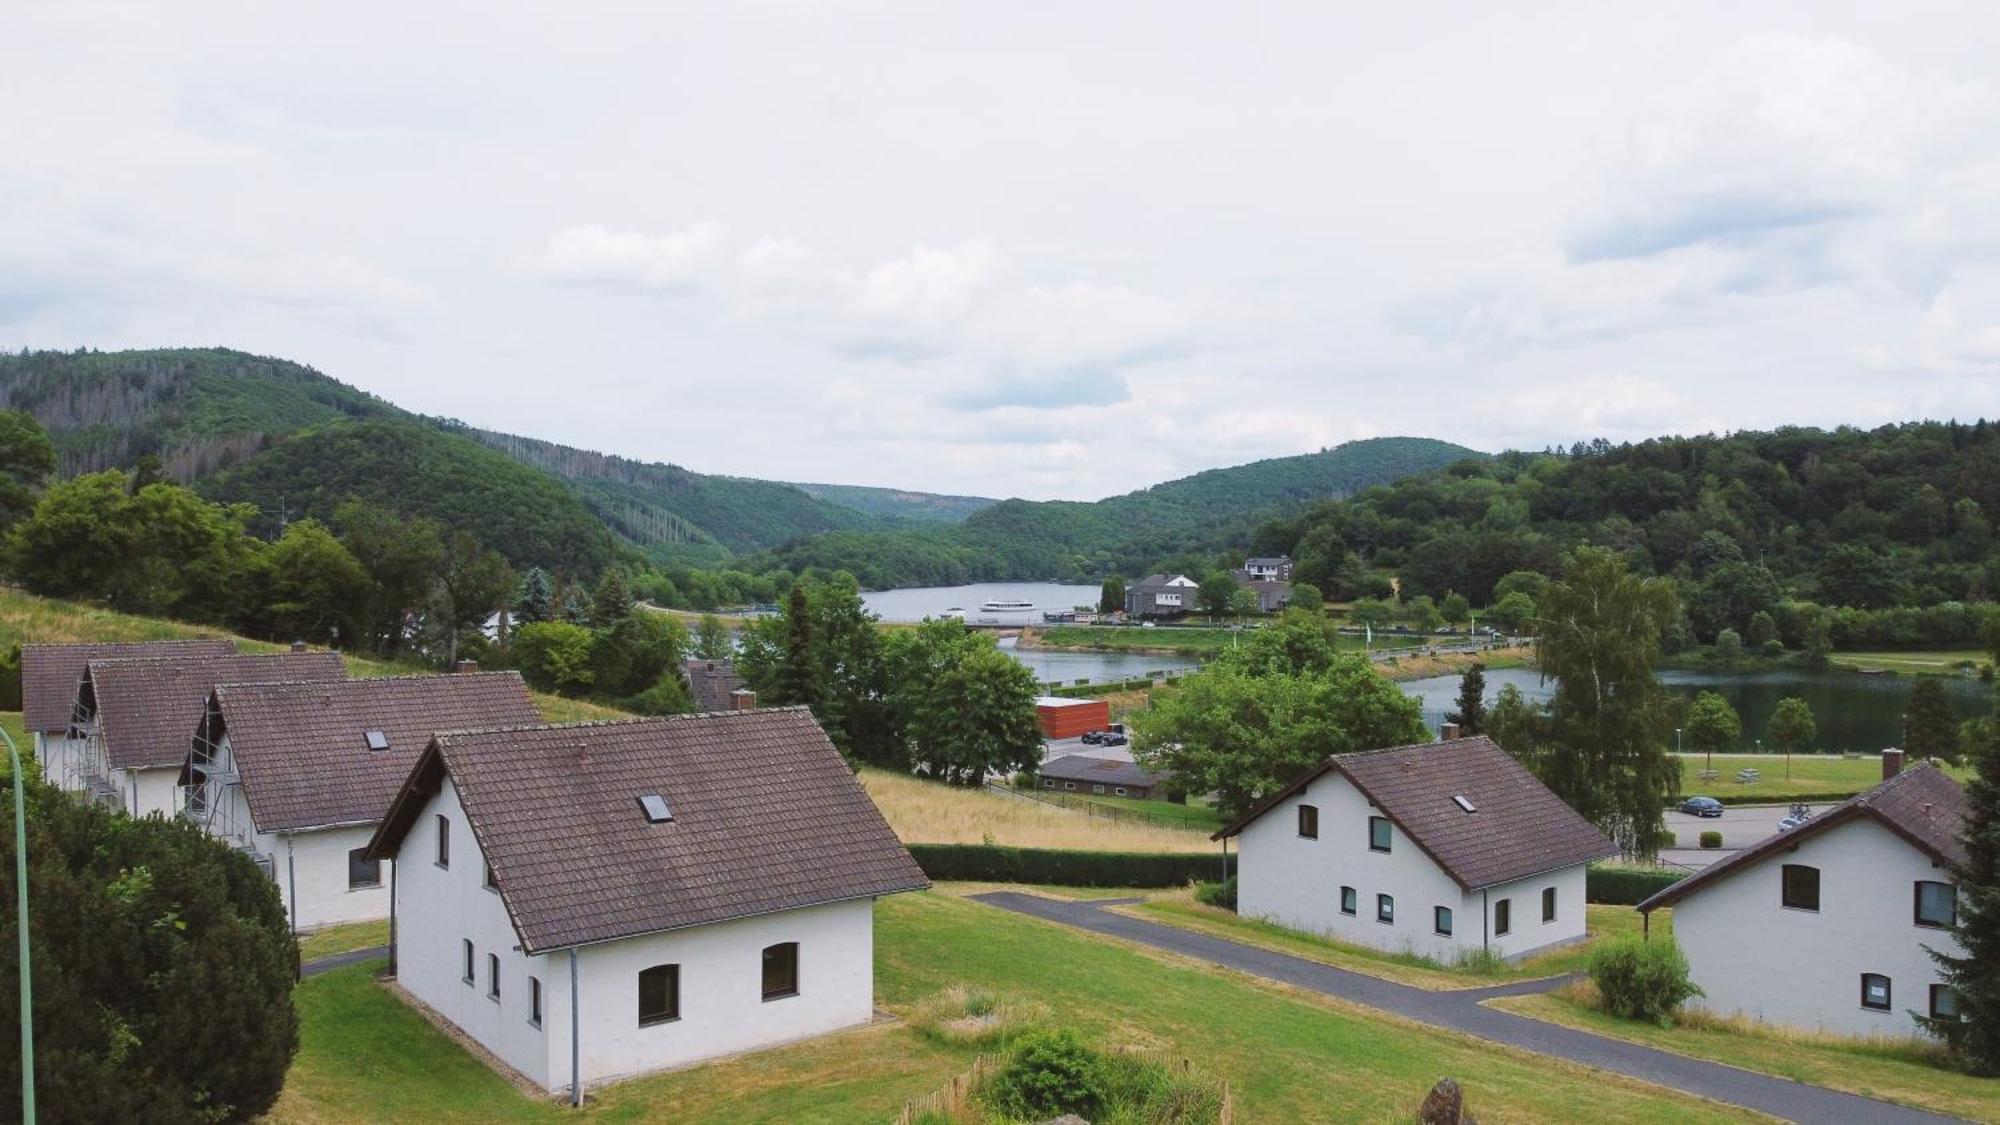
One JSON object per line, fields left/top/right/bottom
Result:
{"left": 1092, "top": 784, "right": 1105, "bottom": 795}
{"left": 1376, "top": 894, "right": 1394, "bottom": 925}
{"left": 1541, "top": 886, "right": 1557, "bottom": 924}
{"left": 1861, "top": 973, "right": 1892, "bottom": 1012}
{"left": 1914, "top": 881, "right": 1956, "bottom": 929}
{"left": 1494, "top": 897, "right": 1512, "bottom": 936}
{"left": 1780, "top": 864, "right": 1820, "bottom": 912}
{"left": 1367, "top": 816, "right": 1392, "bottom": 853}
{"left": 1339, "top": 886, "right": 1357, "bottom": 916}
{"left": 638, "top": 963, "right": 681, "bottom": 1027}
{"left": 435, "top": 814, "right": 451, "bottom": 869}
{"left": 1297, "top": 803, "right": 1319, "bottom": 840}
{"left": 762, "top": 941, "right": 800, "bottom": 1001}
{"left": 1434, "top": 905, "right": 1453, "bottom": 936}
{"left": 483, "top": 860, "right": 499, "bottom": 893}
{"left": 487, "top": 953, "right": 500, "bottom": 1001}
{"left": 529, "top": 975, "right": 543, "bottom": 1028}
{"left": 1930, "top": 983, "right": 1960, "bottom": 1021}
{"left": 462, "top": 939, "right": 475, "bottom": 985}
{"left": 347, "top": 846, "right": 382, "bottom": 890}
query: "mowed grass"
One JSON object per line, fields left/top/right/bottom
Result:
{"left": 271, "top": 893, "right": 1761, "bottom": 1123}
{"left": 1673, "top": 753, "right": 1972, "bottom": 800}
{"left": 1065, "top": 791, "right": 1223, "bottom": 831}
{"left": 298, "top": 919, "right": 392, "bottom": 962}
{"left": 859, "top": 767, "right": 1215, "bottom": 852}
{"left": 1128, "top": 893, "right": 1657, "bottom": 990}
{"left": 1488, "top": 982, "right": 2000, "bottom": 1123}
{"left": 1829, "top": 649, "right": 1991, "bottom": 676}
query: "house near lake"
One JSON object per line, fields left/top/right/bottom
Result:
{"left": 24, "top": 639, "right": 236, "bottom": 800}
{"left": 364, "top": 707, "right": 928, "bottom": 1098}
{"left": 64, "top": 648, "right": 345, "bottom": 817}
{"left": 1637, "top": 753, "right": 1967, "bottom": 1039}
{"left": 1124, "top": 573, "right": 1199, "bottom": 619}
{"left": 1242, "top": 556, "right": 1292, "bottom": 582}
{"left": 1215, "top": 734, "right": 1617, "bottom": 962}
{"left": 681, "top": 658, "right": 753, "bottom": 713}
{"left": 181, "top": 671, "right": 540, "bottom": 931}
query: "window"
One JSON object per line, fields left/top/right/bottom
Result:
{"left": 1064, "top": 781, "right": 1076, "bottom": 790}
{"left": 1114, "top": 787, "right": 1128, "bottom": 796}
{"left": 435, "top": 814, "right": 451, "bottom": 868}
{"left": 1930, "top": 984, "right": 1960, "bottom": 1021}
{"left": 762, "top": 942, "right": 799, "bottom": 1000}
{"left": 1541, "top": 886, "right": 1557, "bottom": 924}
{"left": 347, "top": 847, "right": 381, "bottom": 889}
{"left": 1339, "top": 886, "right": 1357, "bottom": 915}
{"left": 1861, "top": 973, "right": 1892, "bottom": 1012}
{"left": 1297, "top": 804, "right": 1319, "bottom": 839}
{"left": 1434, "top": 906, "right": 1453, "bottom": 936}
{"left": 638, "top": 793, "right": 672, "bottom": 823}
{"left": 529, "top": 976, "right": 542, "bottom": 1027}
{"left": 1092, "top": 784, "right": 1105, "bottom": 795}
{"left": 1781, "top": 864, "right": 1819, "bottom": 911}
{"left": 1376, "top": 894, "right": 1394, "bottom": 924}
{"left": 638, "top": 964, "right": 680, "bottom": 1026}
{"left": 487, "top": 954, "right": 500, "bottom": 1000}
{"left": 1368, "top": 816, "right": 1392, "bottom": 853}
{"left": 1915, "top": 881, "right": 1956, "bottom": 929}
{"left": 462, "top": 939, "right": 475, "bottom": 984}
{"left": 364, "top": 729, "right": 390, "bottom": 752}
{"left": 1042, "top": 778, "right": 1054, "bottom": 788}
{"left": 483, "top": 861, "right": 498, "bottom": 892}
{"left": 1494, "top": 898, "right": 1512, "bottom": 936}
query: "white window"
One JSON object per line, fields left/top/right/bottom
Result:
{"left": 1114, "top": 787, "right": 1128, "bottom": 796}
{"left": 1092, "top": 784, "right": 1105, "bottom": 794}
{"left": 1915, "top": 881, "right": 1956, "bottom": 929}
{"left": 1376, "top": 894, "right": 1394, "bottom": 924}
{"left": 1861, "top": 973, "right": 1892, "bottom": 1012}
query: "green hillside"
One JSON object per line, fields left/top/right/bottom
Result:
{"left": 789, "top": 481, "right": 996, "bottom": 524}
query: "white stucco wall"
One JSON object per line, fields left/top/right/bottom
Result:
{"left": 1673, "top": 816, "right": 1963, "bottom": 1038}
{"left": 124, "top": 766, "right": 181, "bottom": 819}
{"left": 1235, "top": 771, "right": 1585, "bottom": 961}
{"left": 395, "top": 777, "right": 881, "bottom": 1094}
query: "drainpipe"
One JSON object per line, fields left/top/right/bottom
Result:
{"left": 1481, "top": 889, "right": 1489, "bottom": 954}
{"left": 387, "top": 860, "right": 398, "bottom": 977}
{"left": 285, "top": 835, "right": 299, "bottom": 945}
{"left": 1642, "top": 910, "right": 1650, "bottom": 941}
{"left": 569, "top": 949, "right": 583, "bottom": 1108}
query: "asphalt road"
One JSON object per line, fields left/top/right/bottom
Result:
{"left": 1660, "top": 801, "right": 1822, "bottom": 868}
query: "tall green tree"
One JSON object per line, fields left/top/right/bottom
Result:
{"left": 1288, "top": 582, "right": 1325, "bottom": 613}
{"left": 741, "top": 575, "right": 896, "bottom": 760}
{"left": 511, "top": 621, "right": 596, "bottom": 695}
{"left": 1440, "top": 592, "right": 1472, "bottom": 629}
{"left": 1197, "top": 571, "right": 1237, "bottom": 620}
{"left": 590, "top": 611, "right": 688, "bottom": 698}
{"left": 772, "top": 585, "right": 822, "bottom": 711}
{"left": 1403, "top": 594, "right": 1444, "bottom": 632}
{"left": 259, "top": 519, "right": 372, "bottom": 646}
{"left": 514, "top": 566, "right": 555, "bottom": 626}
{"left": 1906, "top": 678, "right": 1962, "bottom": 765}
{"left": 430, "top": 531, "right": 514, "bottom": 665}
{"left": 1446, "top": 662, "right": 1486, "bottom": 736}
{"left": 1682, "top": 691, "right": 1742, "bottom": 775}
{"left": 591, "top": 569, "right": 634, "bottom": 627}
{"left": 886, "top": 620, "right": 1041, "bottom": 784}
{"left": 1099, "top": 576, "right": 1126, "bottom": 615}
{"left": 0, "top": 409, "right": 55, "bottom": 527}
{"left": 335, "top": 500, "right": 445, "bottom": 655}
{"left": 694, "top": 613, "right": 732, "bottom": 661}
{"left": 1767, "top": 696, "right": 1816, "bottom": 781}
{"left": 1532, "top": 547, "right": 1679, "bottom": 857}
{"left": 1921, "top": 717, "right": 2000, "bottom": 1071}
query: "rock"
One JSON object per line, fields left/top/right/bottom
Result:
{"left": 1418, "top": 1077, "right": 1475, "bottom": 1124}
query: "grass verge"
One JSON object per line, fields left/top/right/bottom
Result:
{"left": 1829, "top": 650, "right": 1991, "bottom": 676}
{"left": 1673, "top": 753, "right": 1972, "bottom": 801}
{"left": 860, "top": 767, "right": 1214, "bottom": 853}
{"left": 299, "top": 919, "right": 392, "bottom": 963}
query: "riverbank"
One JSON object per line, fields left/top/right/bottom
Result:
{"left": 1018, "top": 623, "right": 1427, "bottom": 657}
{"left": 1372, "top": 645, "right": 1532, "bottom": 681}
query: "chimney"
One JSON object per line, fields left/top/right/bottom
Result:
{"left": 730, "top": 688, "right": 757, "bottom": 712}
{"left": 291, "top": 640, "right": 308, "bottom": 653}
{"left": 455, "top": 659, "right": 480, "bottom": 674}
{"left": 1439, "top": 721, "right": 1462, "bottom": 741}
{"left": 1882, "top": 748, "right": 1905, "bottom": 780}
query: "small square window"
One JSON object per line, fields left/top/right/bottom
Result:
{"left": 1297, "top": 804, "right": 1319, "bottom": 839}
{"left": 1368, "top": 816, "right": 1392, "bottom": 853}
{"left": 484, "top": 861, "right": 498, "bottom": 892}
{"left": 347, "top": 847, "right": 381, "bottom": 889}
{"left": 462, "top": 939, "right": 475, "bottom": 984}
{"left": 1781, "top": 864, "right": 1819, "bottom": 911}
{"left": 1915, "top": 881, "right": 1956, "bottom": 929}
{"left": 1861, "top": 973, "right": 1892, "bottom": 1011}
{"left": 1541, "top": 886, "right": 1557, "bottom": 924}
{"left": 638, "top": 793, "right": 672, "bottom": 823}
{"left": 1495, "top": 898, "right": 1512, "bottom": 936}
{"left": 762, "top": 942, "right": 799, "bottom": 1001}
{"left": 1376, "top": 894, "right": 1394, "bottom": 924}
{"left": 487, "top": 953, "right": 500, "bottom": 1000}
{"left": 1064, "top": 781, "right": 1075, "bottom": 790}
{"left": 1434, "top": 906, "right": 1453, "bottom": 936}
{"left": 639, "top": 964, "right": 680, "bottom": 1026}
{"left": 529, "top": 976, "right": 542, "bottom": 1027}
{"left": 435, "top": 814, "right": 451, "bottom": 869}
{"left": 1042, "top": 778, "right": 1054, "bottom": 788}
{"left": 1930, "top": 984, "right": 1960, "bottom": 1021}
{"left": 1092, "top": 784, "right": 1105, "bottom": 795}
{"left": 1339, "top": 886, "right": 1357, "bottom": 915}
{"left": 364, "top": 729, "right": 390, "bottom": 752}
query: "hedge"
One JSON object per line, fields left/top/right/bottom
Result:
{"left": 906, "top": 843, "right": 1225, "bottom": 888}
{"left": 1586, "top": 865, "right": 1685, "bottom": 906}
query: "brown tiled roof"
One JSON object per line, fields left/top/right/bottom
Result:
{"left": 681, "top": 658, "right": 747, "bottom": 713}
{"left": 88, "top": 652, "right": 346, "bottom": 770}
{"left": 1039, "top": 754, "right": 1164, "bottom": 789}
{"left": 1639, "top": 763, "right": 1967, "bottom": 912}
{"left": 368, "top": 707, "right": 928, "bottom": 954}
{"left": 21, "top": 640, "right": 234, "bottom": 733}
{"left": 209, "top": 673, "right": 540, "bottom": 833}
{"left": 1215, "top": 735, "right": 1619, "bottom": 890}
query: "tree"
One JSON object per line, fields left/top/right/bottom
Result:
{"left": 512, "top": 621, "right": 597, "bottom": 695}
{"left": 0, "top": 774, "right": 298, "bottom": 1120}
{"left": 1905, "top": 679, "right": 1961, "bottom": 765}
{"left": 591, "top": 611, "right": 688, "bottom": 699}
{"left": 430, "top": 531, "right": 513, "bottom": 665}
{"left": 740, "top": 575, "right": 894, "bottom": 761}
{"left": 1767, "top": 696, "right": 1816, "bottom": 782}
{"left": 1132, "top": 654, "right": 1426, "bottom": 819}
{"left": 1713, "top": 628, "right": 1744, "bottom": 665}
{"left": 1446, "top": 662, "right": 1486, "bottom": 735}
{"left": 1802, "top": 617, "right": 1833, "bottom": 670}
{"left": 0, "top": 409, "right": 55, "bottom": 527}
{"left": 1197, "top": 571, "right": 1237, "bottom": 620}
{"left": 1532, "top": 547, "right": 1679, "bottom": 857}
{"left": 1288, "top": 582, "right": 1324, "bottom": 613}
{"left": 591, "top": 569, "right": 634, "bottom": 627}
{"left": 1744, "top": 610, "right": 1779, "bottom": 651}
{"left": 772, "top": 585, "right": 822, "bottom": 711}
{"left": 1487, "top": 683, "right": 1544, "bottom": 765}
{"left": 1402, "top": 595, "right": 1445, "bottom": 633}
{"left": 259, "top": 519, "right": 371, "bottom": 646}
{"left": 1348, "top": 597, "right": 1396, "bottom": 630}
{"left": 887, "top": 621, "right": 1042, "bottom": 784}
{"left": 1440, "top": 592, "right": 1472, "bottom": 630}
{"left": 335, "top": 501, "right": 445, "bottom": 655}
{"left": 1228, "top": 585, "right": 1262, "bottom": 621}
{"left": 1099, "top": 576, "right": 1126, "bottom": 615}
{"left": 1682, "top": 691, "right": 1742, "bottom": 777}
{"left": 514, "top": 567, "right": 555, "bottom": 626}
{"left": 695, "top": 613, "right": 732, "bottom": 661}
{"left": 1920, "top": 716, "right": 2000, "bottom": 1070}
{"left": 1493, "top": 570, "right": 1548, "bottom": 603}
{"left": 1489, "top": 591, "right": 1536, "bottom": 632}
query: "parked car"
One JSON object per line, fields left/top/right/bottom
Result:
{"left": 1677, "top": 796, "right": 1724, "bottom": 818}
{"left": 1080, "top": 730, "right": 1105, "bottom": 745}
{"left": 1778, "top": 803, "right": 1815, "bottom": 832}
{"left": 1101, "top": 732, "right": 1129, "bottom": 747}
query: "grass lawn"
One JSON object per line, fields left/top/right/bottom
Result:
{"left": 271, "top": 892, "right": 1761, "bottom": 1123}
{"left": 1061, "top": 791, "right": 1223, "bottom": 831}
{"left": 1487, "top": 983, "right": 2000, "bottom": 1123}
{"left": 859, "top": 767, "right": 1214, "bottom": 852}
{"left": 1829, "top": 649, "right": 1991, "bottom": 676}
{"left": 1673, "top": 753, "right": 1973, "bottom": 800}
{"left": 1126, "top": 893, "right": 1654, "bottom": 990}
{"left": 299, "top": 919, "right": 392, "bottom": 962}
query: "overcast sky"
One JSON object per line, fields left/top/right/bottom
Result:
{"left": 5, "top": 3, "right": 1999, "bottom": 501}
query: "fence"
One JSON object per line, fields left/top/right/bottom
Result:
{"left": 994, "top": 783, "right": 1207, "bottom": 832}
{"left": 893, "top": 1053, "right": 995, "bottom": 1124}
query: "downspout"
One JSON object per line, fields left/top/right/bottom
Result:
{"left": 1481, "top": 889, "right": 1489, "bottom": 954}
{"left": 569, "top": 948, "right": 583, "bottom": 1108}
{"left": 285, "top": 835, "right": 299, "bottom": 944}
{"left": 387, "top": 859, "right": 398, "bottom": 977}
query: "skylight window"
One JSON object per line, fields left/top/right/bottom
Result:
{"left": 1452, "top": 795, "right": 1477, "bottom": 813}
{"left": 638, "top": 793, "right": 673, "bottom": 823}
{"left": 364, "top": 730, "right": 391, "bottom": 752}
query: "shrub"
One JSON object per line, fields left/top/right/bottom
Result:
{"left": 1699, "top": 830, "right": 1722, "bottom": 849}
{"left": 1585, "top": 864, "right": 1684, "bottom": 905}
{"left": 1194, "top": 876, "right": 1238, "bottom": 911}
{"left": 984, "top": 1029, "right": 1113, "bottom": 1120}
{"left": 1589, "top": 936, "right": 1702, "bottom": 1026}
{"left": 905, "top": 843, "right": 1223, "bottom": 888}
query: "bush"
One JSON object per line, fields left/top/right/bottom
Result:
{"left": 984, "top": 1029, "right": 1112, "bottom": 1120}
{"left": 1194, "top": 876, "right": 1237, "bottom": 911}
{"left": 1585, "top": 864, "right": 1685, "bottom": 905}
{"left": 905, "top": 843, "right": 1224, "bottom": 888}
{"left": 1699, "top": 830, "right": 1722, "bottom": 849}
{"left": 1589, "top": 936, "right": 1702, "bottom": 1026}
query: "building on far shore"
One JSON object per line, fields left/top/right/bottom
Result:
{"left": 681, "top": 659, "right": 752, "bottom": 713}
{"left": 1124, "top": 574, "right": 1198, "bottom": 619}
{"left": 1037, "top": 754, "right": 1168, "bottom": 800}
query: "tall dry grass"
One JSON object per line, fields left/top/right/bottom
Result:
{"left": 859, "top": 768, "right": 1215, "bottom": 853}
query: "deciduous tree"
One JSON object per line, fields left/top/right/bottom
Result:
{"left": 887, "top": 620, "right": 1041, "bottom": 784}
{"left": 1905, "top": 679, "right": 1962, "bottom": 765}
{"left": 1683, "top": 691, "right": 1741, "bottom": 775}
{"left": 695, "top": 613, "right": 732, "bottom": 661}
{"left": 259, "top": 519, "right": 371, "bottom": 646}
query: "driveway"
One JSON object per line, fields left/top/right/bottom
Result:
{"left": 1662, "top": 802, "right": 1828, "bottom": 868}
{"left": 971, "top": 892, "right": 1952, "bottom": 1124}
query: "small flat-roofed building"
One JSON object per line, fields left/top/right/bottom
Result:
{"left": 1037, "top": 754, "right": 1168, "bottom": 800}
{"left": 1034, "top": 696, "right": 1111, "bottom": 741}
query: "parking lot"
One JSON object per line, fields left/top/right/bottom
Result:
{"left": 1660, "top": 801, "right": 1818, "bottom": 868}
{"left": 1040, "top": 733, "right": 1135, "bottom": 764}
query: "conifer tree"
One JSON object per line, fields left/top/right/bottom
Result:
{"left": 591, "top": 569, "right": 633, "bottom": 627}
{"left": 1922, "top": 719, "right": 2000, "bottom": 1072}
{"left": 1906, "top": 679, "right": 1962, "bottom": 765}
{"left": 515, "top": 567, "right": 555, "bottom": 625}
{"left": 1446, "top": 662, "right": 1486, "bottom": 736}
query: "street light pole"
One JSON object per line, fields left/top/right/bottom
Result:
{"left": 2, "top": 727, "right": 33, "bottom": 1123}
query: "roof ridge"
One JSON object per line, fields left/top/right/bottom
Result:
{"left": 218, "top": 669, "right": 523, "bottom": 691}
{"left": 433, "top": 704, "right": 811, "bottom": 742}
{"left": 1334, "top": 735, "right": 1493, "bottom": 761}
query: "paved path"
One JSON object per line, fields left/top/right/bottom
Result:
{"left": 302, "top": 945, "right": 390, "bottom": 978}
{"left": 972, "top": 892, "right": 1956, "bottom": 1124}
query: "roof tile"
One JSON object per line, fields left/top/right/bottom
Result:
{"left": 21, "top": 640, "right": 234, "bottom": 733}
{"left": 88, "top": 652, "right": 345, "bottom": 770}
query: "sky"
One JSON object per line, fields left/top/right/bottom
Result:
{"left": 5, "top": 3, "right": 2000, "bottom": 501}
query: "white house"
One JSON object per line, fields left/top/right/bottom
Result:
{"left": 1216, "top": 735, "right": 1618, "bottom": 962}
{"left": 364, "top": 706, "right": 928, "bottom": 1100}
{"left": 181, "top": 672, "right": 540, "bottom": 932}
{"left": 23, "top": 639, "right": 235, "bottom": 800}
{"left": 1638, "top": 758, "right": 1967, "bottom": 1039}
{"left": 67, "top": 649, "right": 345, "bottom": 818}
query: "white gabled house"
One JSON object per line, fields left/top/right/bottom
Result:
{"left": 181, "top": 672, "right": 541, "bottom": 932}
{"left": 66, "top": 650, "right": 345, "bottom": 817}
{"left": 1215, "top": 735, "right": 1618, "bottom": 962}
{"left": 363, "top": 707, "right": 928, "bottom": 1100}
{"left": 22, "top": 639, "right": 235, "bottom": 802}
{"left": 1638, "top": 757, "right": 1967, "bottom": 1039}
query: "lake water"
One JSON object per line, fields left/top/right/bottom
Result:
{"left": 861, "top": 582, "right": 1106, "bottom": 624}
{"left": 996, "top": 636, "right": 1203, "bottom": 686}
{"left": 1399, "top": 665, "right": 1994, "bottom": 753}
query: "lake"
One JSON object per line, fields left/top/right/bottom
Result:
{"left": 996, "top": 635, "right": 1203, "bottom": 686}
{"left": 1399, "top": 665, "right": 1994, "bottom": 753}
{"left": 861, "top": 582, "right": 1105, "bottom": 624}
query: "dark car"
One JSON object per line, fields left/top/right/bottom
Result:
{"left": 1677, "top": 796, "right": 1724, "bottom": 818}
{"left": 1080, "top": 730, "right": 1105, "bottom": 745}
{"left": 1101, "top": 732, "right": 1129, "bottom": 747}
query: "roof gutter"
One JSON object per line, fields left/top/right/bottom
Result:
{"left": 523, "top": 885, "right": 927, "bottom": 958}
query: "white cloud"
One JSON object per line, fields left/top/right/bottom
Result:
{"left": 526, "top": 223, "right": 729, "bottom": 292}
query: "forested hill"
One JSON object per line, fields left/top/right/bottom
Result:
{"left": 789, "top": 481, "right": 996, "bottom": 524}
